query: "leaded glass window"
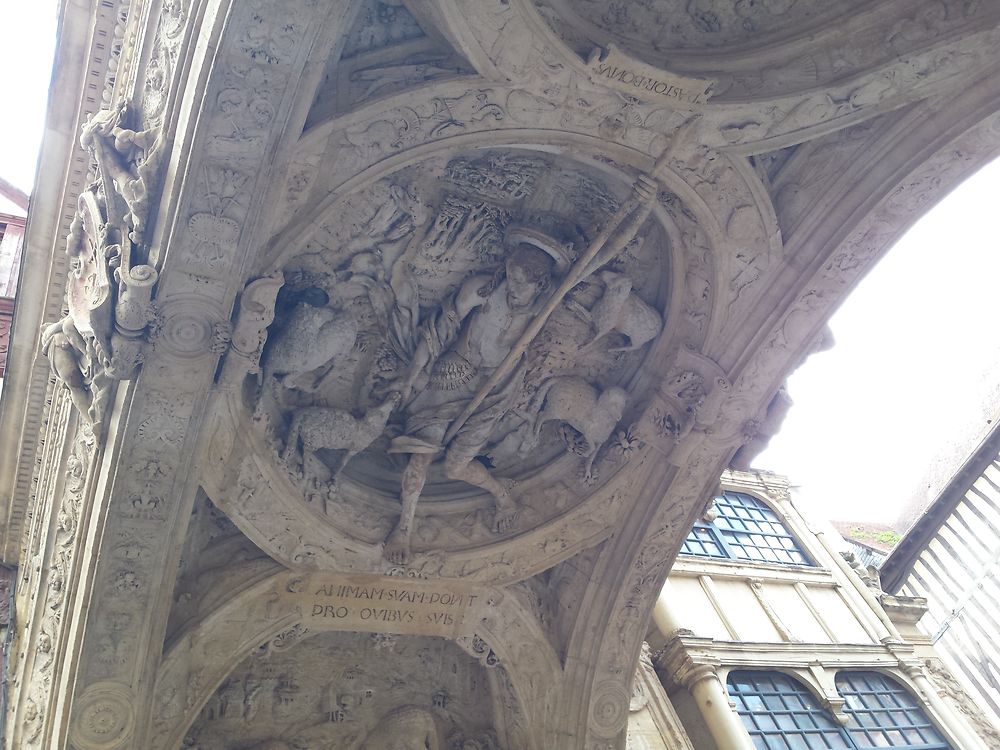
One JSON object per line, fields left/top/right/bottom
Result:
{"left": 837, "top": 672, "right": 950, "bottom": 750}
{"left": 679, "top": 491, "right": 813, "bottom": 566}
{"left": 679, "top": 523, "right": 727, "bottom": 558}
{"left": 727, "top": 671, "right": 953, "bottom": 750}
{"left": 729, "top": 671, "right": 852, "bottom": 749}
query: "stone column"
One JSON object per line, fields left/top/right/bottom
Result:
{"left": 652, "top": 579, "right": 685, "bottom": 637}
{"left": 901, "top": 662, "right": 989, "bottom": 750}
{"left": 682, "top": 664, "right": 755, "bottom": 750}
{"left": 654, "top": 584, "right": 754, "bottom": 748}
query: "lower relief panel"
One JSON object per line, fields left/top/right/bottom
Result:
{"left": 182, "top": 631, "right": 502, "bottom": 749}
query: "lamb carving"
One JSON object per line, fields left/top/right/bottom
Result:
{"left": 531, "top": 376, "right": 628, "bottom": 480}
{"left": 578, "top": 270, "right": 662, "bottom": 352}
{"left": 283, "top": 393, "right": 401, "bottom": 484}
{"left": 264, "top": 290, "right": 358, "bottom": 392}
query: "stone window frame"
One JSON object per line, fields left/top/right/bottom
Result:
{"left": 680, "top": 490, "right": 814, "bottom": 567}
{"left": 836, "top": 671, "right": 951, "bottom": 750}
{"left": 726, "top": 669, "right": 953, "bottom": 750}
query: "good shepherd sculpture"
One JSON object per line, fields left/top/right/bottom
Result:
{"left": 244, "top": 150, "right": 671, "bottom": 564}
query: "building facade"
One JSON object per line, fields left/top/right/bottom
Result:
{"left": 642, "top": 470, "right": 992, "bottom": 750}
{"left": 4, "top": 1, "right": 1000, "bottom": 748}
{"left": 881, "top": 422, "right": 1000, "bottom": 746}
{"left": 0, "top": 179, "right": 26, "bottom": 385}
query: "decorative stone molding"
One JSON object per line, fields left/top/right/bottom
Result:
{"left": 8, "top": 2, "right": 1000, "bottom": 749}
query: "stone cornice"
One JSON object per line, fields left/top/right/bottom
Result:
{"left": 657, "top": 630, "right": 911, "bottom": 675}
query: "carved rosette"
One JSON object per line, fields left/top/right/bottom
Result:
{"left": 589, "top": 679, "right": 632, "bottom": 739}
{"left": 69, "top": 682, "right": 137, "bottom": 750}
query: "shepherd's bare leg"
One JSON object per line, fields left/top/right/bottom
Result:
{"left": 384, "top": 453, "right": 433, "bottom": 565}
{"left": 443, "top": 450, "right": 519, "bottom": 533}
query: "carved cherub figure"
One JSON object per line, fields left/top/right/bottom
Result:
{"left": 80, "top": 101, "right": 157, "bottom": 242}
{"left": 41, "top": 316, "right": 110, "bottom": 424}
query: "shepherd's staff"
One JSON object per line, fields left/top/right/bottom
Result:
{"left": 441, "top": 116, "right": 701, "bottom": 446}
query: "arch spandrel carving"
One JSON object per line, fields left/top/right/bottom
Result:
{"left": 149, "top": 569, "right": 559, "bottom": 749}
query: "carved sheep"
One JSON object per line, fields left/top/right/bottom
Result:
{"left": 579, "top": 271, "right": 662, "bottom": 353}
{"left": 531, "top": 376, "right": 627, "bottom": 479}
{"left": 283, "top": 393, "right": 400, "bottom": 481}
{"left": 265, "top": 295, "right": 358, "bottom": 392}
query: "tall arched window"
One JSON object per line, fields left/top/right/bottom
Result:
{"left": 680, "top": 491, "right": 813, "bottom": 566}
{"left": 728, "top": 671, "right": 852, "bottom": 749}
{"left": 727, "top": 671, "right": 953, "bottom": 750}
{"left": 836, "top": 672, "right": 950, "bottom": 750}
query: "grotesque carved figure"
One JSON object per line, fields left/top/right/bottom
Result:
{"left": 529, "top": 376, "right": 627, "bottom": 480}
{"left": 359, "top": 706, "right": 440, "bottom": 750}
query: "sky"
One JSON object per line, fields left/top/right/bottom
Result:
{"left": 758, "top": 156, "right": 1000, "bottom": 524}
{"left": 2, "top": 2, "right": 999, "bottom": 526}
{"left": 0, "top": 4, "right": 59, "bottom": 192}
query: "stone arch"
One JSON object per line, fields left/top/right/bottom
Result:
{"left": 564, "top": 76, "right": 1000, "bottom": 750}
{"left": 148, "top": 569, "right": 560, "bottom": 749}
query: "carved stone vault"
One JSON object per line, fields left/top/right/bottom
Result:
{"left": 3, "top": 1, "right": 1000, "bottom": 748}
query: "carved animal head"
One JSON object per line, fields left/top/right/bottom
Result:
{"left": 597, "top": 270, "right": 630, "bottom": 288}
{"left": 370, "top": 391, "right": 402, "bottom": 419}
{"left": 598, "top": 386, "right": 628, "bottom": 417}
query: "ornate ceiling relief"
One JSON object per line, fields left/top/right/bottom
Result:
{"left": 305, "top": 0, "right": 477, "bottom": 127}
{"left": 208, "top": 149, "right": 672, "bottom": 576}
{"left": 10, "top": 0, "right": 1000, "bottom": 749}
{"left": 151, "top": 566, "right": 561, "bottom": 749}
{"left": 531, "top": 0, "right": 1000, "bottom": 103}
{"left": 184, "top": 632, "right": 500, "bottom": 749}
{"left": 534, "top": 0, "right": 864, "bottom": 57}
{"left": 204, "top": 138, "right": 739, "bottom": 582}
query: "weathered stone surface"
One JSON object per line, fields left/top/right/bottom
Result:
{"left": 4, "top": 1, "right": 1000, "bottom": 748}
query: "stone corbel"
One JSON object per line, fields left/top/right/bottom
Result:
{"left": 654, "top": 635, "right": 719, "bottom": 693}
{"left": 639, "top": 349, "right": 732, "bottom": 466}
{"left": 731, "top": 385, "right": 793, "bottom": 471}
{"left": 897, "top": 660, "right": 947, "bottom": 715}
{"left": 218, "top": 272, "right": 284, "bottom": 386}
{"left": 675, "top": 661, "right": 723, "bottom": 695}
{"left": 805, "top": 663, "right": 849, "bottom": 725}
